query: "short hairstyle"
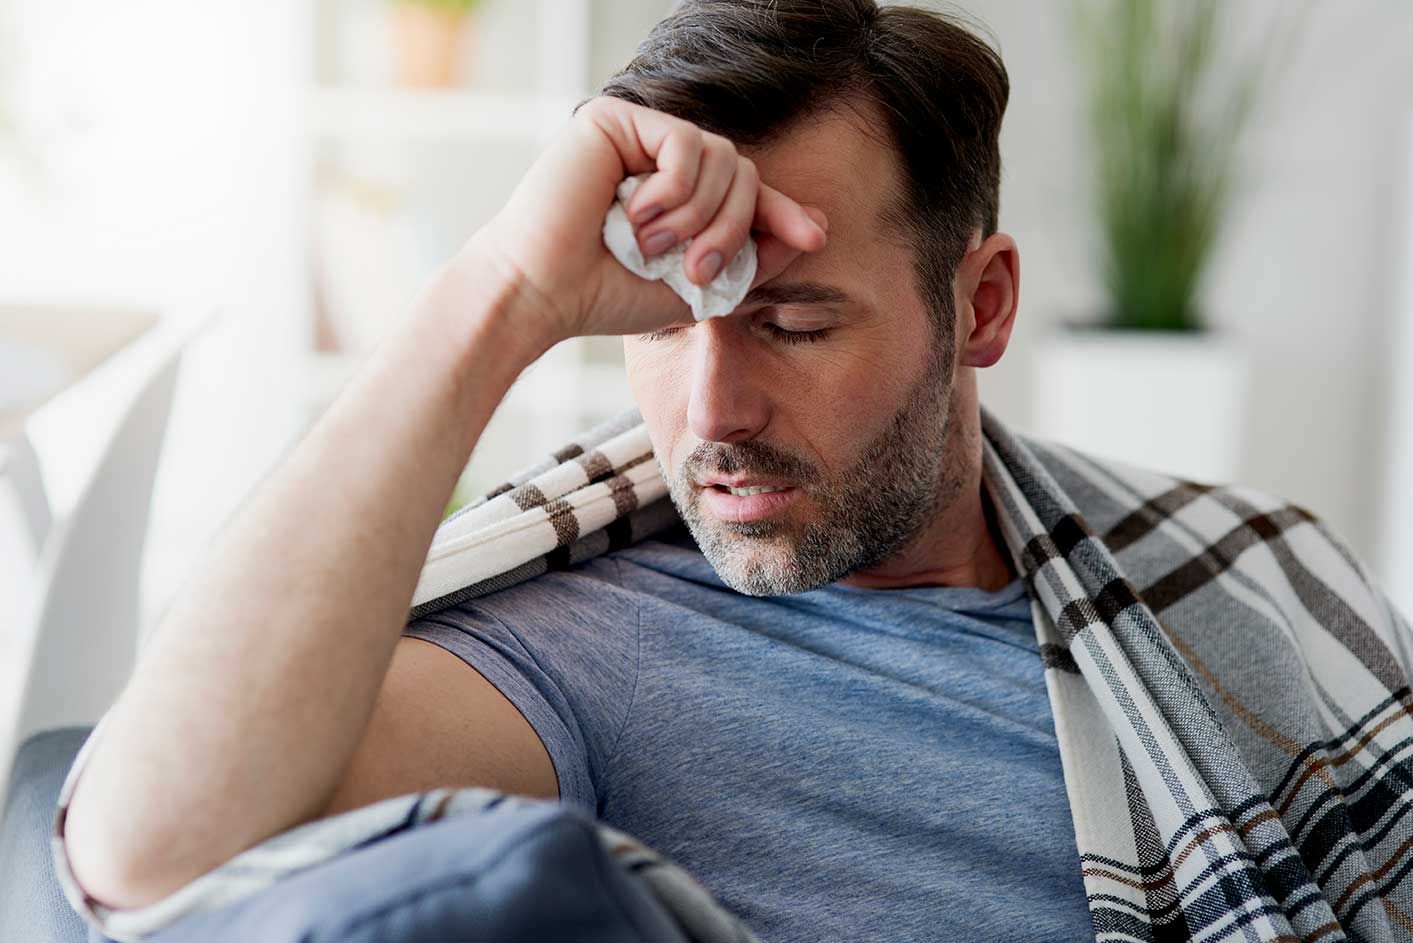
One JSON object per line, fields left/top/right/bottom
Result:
{"left": 598, "top": 0, "right": 1010, "bottom": 338}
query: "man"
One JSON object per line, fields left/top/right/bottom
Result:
{"left": 56, "top": 1, "right": 1413, "bottom": 941}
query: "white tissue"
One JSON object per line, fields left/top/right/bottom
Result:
{"left": 601, "top": 173, "right": 757, "bottom": 321}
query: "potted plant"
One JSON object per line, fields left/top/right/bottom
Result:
{"left": 1033, "top": 0, "right": 1301, "bottom": 484}
{"left": 388, "top": 0, "right": 486, "bottom": 89}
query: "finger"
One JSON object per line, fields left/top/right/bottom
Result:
{"left": 682, "top": 155, "right": 757, "bottom": 285}
{"left": 637, "top": 137, "right": 740, "bottom": 261}
{"left": 579, "top": 96, "right": 696, "bottom": 178}
{"left": 755, "top": 183, "right": 828, "bottom": 253}
{"left": 623, "top": 125, "right": 706, "bottom": 229}
{"left": 800, "top": 205, "right": 829, "bottom": 234}
{"left": 750, "top": 233, "right": 806, "bottom": 288}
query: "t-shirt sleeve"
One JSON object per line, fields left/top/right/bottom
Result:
{"left": 400, "top": 555, "right": 641, "bottom": 814}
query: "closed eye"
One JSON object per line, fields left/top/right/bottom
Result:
{"left": 763, "top": 323, "right": 831, "bottom": 344}
{"left": 637, "top": 320, "right": 834, "bottom": 344}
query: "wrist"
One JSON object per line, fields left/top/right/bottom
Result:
{"left": 415, "top": 241, "right": 563, "bottom": 378}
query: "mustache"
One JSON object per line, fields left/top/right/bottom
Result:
{"left": 681, "top": 439, "right": 818, "bottom": 485}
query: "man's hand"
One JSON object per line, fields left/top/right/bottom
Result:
{"left": 467, "top": 96, "right": 830, "bottom": 347}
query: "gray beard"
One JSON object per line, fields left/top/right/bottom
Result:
{"left": 662, "top": 350, "right": 961, "bottom": 596}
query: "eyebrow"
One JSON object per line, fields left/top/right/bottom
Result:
{"left": 737, "top": 281, "right": 856, "bottom": 309}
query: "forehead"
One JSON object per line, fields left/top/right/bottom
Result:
{"left": 739, "top": 98, "right": 908, "bottom": 253}
{"left": 731, "top": 100, "right": 924, "bottom": 329}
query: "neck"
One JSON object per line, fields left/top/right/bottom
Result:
{"left": 836, "top": 382, "right": 1017, "bottom": 593}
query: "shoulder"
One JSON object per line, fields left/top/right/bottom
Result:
{"left": 423, "top": 523, "right": 708, "bottom": 633}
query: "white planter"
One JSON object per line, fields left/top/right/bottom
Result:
{"left": 1031, "top": 329, "right": 1251, "bottom": 485}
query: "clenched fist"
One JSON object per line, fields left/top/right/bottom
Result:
{"left": 462, "top": 96, "right": 830, "bottom": 348}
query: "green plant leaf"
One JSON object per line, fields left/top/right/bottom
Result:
{"left": 1070, "top": 0, "right": 1308, "bottom": 331}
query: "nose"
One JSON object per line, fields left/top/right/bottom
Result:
{"left": 686, "top": 320, "right": 770, "bottom": 444}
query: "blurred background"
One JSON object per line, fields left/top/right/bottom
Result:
{"left": 1, "top": 0, "right": 1411, "bottom": 750}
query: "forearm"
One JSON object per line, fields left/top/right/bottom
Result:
{"left": 62, "top": 248, "right": 554, "bottom": 906}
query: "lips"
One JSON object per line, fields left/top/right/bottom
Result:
{"left": 697, "top": 472, "right": 796, "bottom": 489}
{"left": 712, "top": 483, "right": 790, "bottom": 497}
{"left": 698, "top": 481, "right": 800, "bottom": 523}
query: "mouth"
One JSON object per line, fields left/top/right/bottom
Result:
{"left": 697, "top": 481, "right": 800, "bottom": 523}
{"left": 708, "top": 483, "right": 791, "bottom": 497}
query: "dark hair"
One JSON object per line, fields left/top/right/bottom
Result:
{"left": 598, "top": 0, "right": 1009, "bottom": 339}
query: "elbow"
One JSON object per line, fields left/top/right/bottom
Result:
{"left": 62, "top": 787, "right": 187, "bottom": 913}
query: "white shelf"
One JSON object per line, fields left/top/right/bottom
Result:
{"left": 309, "top": 87, "right": 581, "bottom": 141}
{"left": 304, "top": 0, "right": 619, "bottom": 480}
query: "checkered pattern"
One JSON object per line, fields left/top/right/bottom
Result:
{"left": 984, "top": 413, "right": 1413, "bottom": 943}
{"left": 409, "top": 409, "right": 679, "bottom": 620}
{"left": 50, "top": 404, "right": 1413, "bottom": 942}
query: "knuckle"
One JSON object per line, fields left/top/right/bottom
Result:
{"left": 576, "top": 95, "right": 614, "bottom": 119}
{"left": 736, "top": 155, "right": 759, "bottom": 182}
{"left": 716, "top": 222, "right": 750, "bottom": 250}
{"left": 655, "top": 174, "right": 693, "bottom": 205}
{"left": 677, "top": 202, "right": 710, "bottom": 231}
{"left": 703, "top": 131, "right": 736, "bottom": 156}
{"left": 673, "top": 122, "right": 706, "bottom": 151}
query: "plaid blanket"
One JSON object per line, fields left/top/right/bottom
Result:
{"left": 51, "top": 404, "right": 1413, "bottom": 942}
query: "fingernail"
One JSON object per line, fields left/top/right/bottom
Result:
{"left": 699, "top": 251, "right": 723, "bottom": 283}
{"left": 633, "top": 204, "right": 663, "bottom": 226}
{"left": 643, "top": 230, "right": 677, "bottom": 256}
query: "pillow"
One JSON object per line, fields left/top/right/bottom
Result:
{"left": 130, "top": 799, "right": 691, "bottom": 943}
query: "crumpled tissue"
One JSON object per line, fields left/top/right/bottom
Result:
{"left": 601, "top": 173, "right": 757, "bottom": 321}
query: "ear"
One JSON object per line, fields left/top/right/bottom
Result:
{"left": 956, "top": 232, "right": 1020, "bottom": 368}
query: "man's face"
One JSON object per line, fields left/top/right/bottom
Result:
{"left": 623, "top": 103, "right": 962, "bottom": 595}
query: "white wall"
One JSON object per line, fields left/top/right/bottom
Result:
{"left": 962, "top": 0, "right": 1413, "bottom": 588}
{"left": 1380, "top": 113, "right": 1413, "bottom": 617}
{"left": 0, "top": 0, "right": 312, "bottom": 632}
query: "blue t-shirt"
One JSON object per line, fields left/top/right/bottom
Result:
{"left": 402, "top": 523, "right": 1093, "bottom": 942}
